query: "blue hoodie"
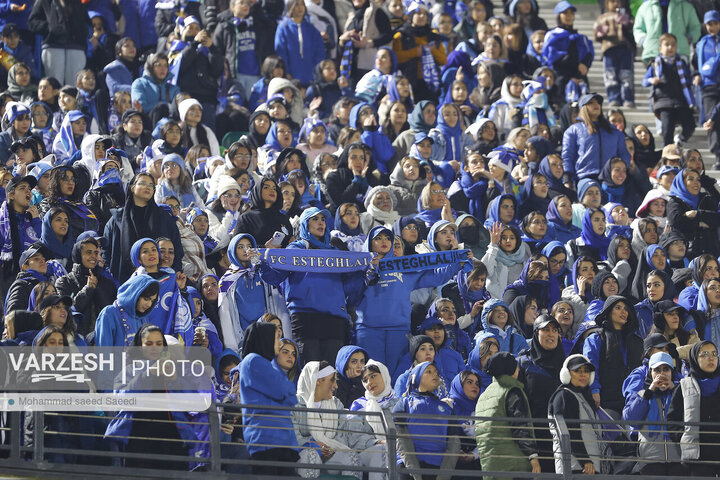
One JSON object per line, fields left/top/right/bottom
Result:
{"left": 223, "top": 233, "right": 267, "bottom": 332}
{"left": 259, "top": 207, "right": 366, "bottom": 318}
{"left": 466, "top": 341, "right": 493, "bottom": 395}
{"left": 392, "top": 362, "right": 452, "bottom": 466}
{"left": 274, "top": 16, "right": 325, "bottom": 85}
{"left": 214, "top": 348, "right": 241, "bottom": 402}
{"left": 94, "top": 274, "right": 160, "bottom": 346}
{"left": 474, "top": 298, "right": 528, "bottom": 356}
{"left": 239, "top": 352, "right": 299, "bottom": 455}
{"left": 356, "top": 226, "right": 465, "bottom": 330}
{"left": 483, "top": 194, "right": 520, "bottom": 229}
{"left": 349, "top": 103, "right": 394, "bottom": 174}
{"left": 417, "top": 314, "right": 465, "bottom": 385}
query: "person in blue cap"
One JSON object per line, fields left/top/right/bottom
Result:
{"left": 561, "top": 93, "right": 631, "bottom": 185}
{"left": 542, "top": 1, "right": 594, "bottom": 99}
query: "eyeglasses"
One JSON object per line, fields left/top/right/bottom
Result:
{"left": 168, "top": 204, "right": 180, "bottom": 212}
{"left": 430, "top": 189, "right": 446, "bottom": 195}
{"left": 163, "top": 163, "right": 180, "bottom": 170}
{"left": 698, "top": 351, "right": 719, "bottom": 358}
{"left": 549, "top": 258, "right": 565, "bottom": 267}
{"left": 403, "top": 224, "right": 418, "bottom": 231}
{"left": 233, "top": 154, "right": 251, "bottom": 161}
{"left": 222, "top": 192, "right": 241, "bottom": 199}
{"left": 135, "top": 181, "right": 155, "bottom": 188}
{"left": 60, "top": 175, "right": 77, "bottom": 183}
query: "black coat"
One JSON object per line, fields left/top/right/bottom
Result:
{"left": 83, "top": 185, "right": 125, "bottom": 234}
{"left": 6, "top": 270, "right": 43, "bottom": 314}
{"left": 55, "top": 264, "right": 118, "bottom": 335}
{"left": 212, "top": 4, "right": 275, "bottom": 79}
{"left": 667, "top": 194, "right": 720, "bottom": 258}
{"left": 28, "top": 0, "right": 88, "bottom": 49}
{"left": 176, "top": 42, "right": 224, "bottom": 105}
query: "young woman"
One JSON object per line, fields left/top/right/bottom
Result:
{"left": 295, "top": 360, "right": 383, "bottom": 478}
{"left": 678, "top": 253, "right": 719, "bottom": 311}
{"left": 667, "top": 341, "right": 720, "bottom": 477}
{"left": 38, "top": 166, "right": 98, "bottom": 245}
{"left": 94, "top": 274, "right": 159, "bottom": 346}
{"left": 40, "top": 207, "right": 74, "bottom": 267}
{"left": 583, "top": 295, "right": 643, "bottom": 413}
{"left": 571, "top": 178, "right": 602, "bottom": 228}
{"left": 631, "top": 217, "right": 659, "bottom": 260}
{"left": 388, "top": 156, "right": 428, "bottom": 216}
{"left": 520, "top": 211, "right": 554, "bottom": 253}
{"left": 179, "top": 98, "right": 220, "bottom": 156}
{"left": 548, "top": 354, "right": 605, "bottom": 475}
{"left": 567, "top": 207, "right": 611, "bottom": 264}
{"left": 154, "top": 154, "right": 204, "bottom": 208}
{"left": 475, "top": 299, "right": 527, "bottom": 356}
{"left": 667, "top": 168, "right": 720, "bottom": 258}
{"left": 652, "top": 300, "right": 699, "bottom": 360}
{"left": 634, "top": 270, "right": 676, "bottom": 339}
{"left": 104, "top": 173, "right": 183, "bottom": 282}
{"left": 350, "top": 360, "right": 399, "bottom": 443}
{"left": 482, "top": 223, "right": 530, "bottom": 299}
{"left": 238, "top": 321, "right": 299, "bottom": 476}
{"left": 546, "top": 195, "right": 581, "bottom": 244}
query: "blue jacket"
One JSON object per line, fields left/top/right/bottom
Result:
{"left": 131, "top": 71, "right": 180, "bottom": 114}
{"left": 119, "top": 0, "right": 157, "bottom": 50}
{"left": 392, "top": 362, "right": 453, "bottom": 466}
{"left": 678, "top": 283, "right": 699, "bottom": 311}
{"left": 561, "top": 121, "right": 631, "bottom": 182}
{"left": 104, "top": 59, "right": 140, "bottom": 97}
{"left": 634, "top": 299, "right": 655, "bottom": 339}
{"left": 259, "top": 207, "right": 366, "bottom": 318}
{"left": 94, "top": 274, "right": 159, "bottom": 346}
{"left": 696, "top": 34, "right": 720, "bottom": 87}
{"left": 273, "top": 17, "right": 325, "bottom": 85}
{"left": 542, "top": 27, "right": 594, "bottom": 69}
{"left": 466, "top": 344, "right": 493, "bottom": 394}
{"left": 239, "top": 354, "right": 299, "bottom": 455}
{"left": 356, "top": 226, "right": 465, "bottom": 329}
{"left": 0, "top": 0, "right": 32, "bottom": 30}
{"left": 222, "top": 234, "right": 267, "bottom": 335}
{"left": 475, "top": 298, "right": 527, "bottom": 356}
{"left": 349, "top": 103, "right": 394, "bottom": 175}
{"left": 621, "top": 362, "right": 648, "bottom": 404}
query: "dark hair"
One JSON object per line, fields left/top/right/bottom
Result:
{"left": 131, "top": 322, "right": 165, "bottom": 346}
{"left": 260, "top": 55, "right": 286, "bottom": 81}
{"left": 32, "top": 281, "right": 56, "bottom": 311}
{"left": 468, "top": 259, "right": 488, "bottom": 280}
{"left": 278, "top": 180, "right": 300, "bottom": 212}
{"left": 606, "top": 108, "right": 626, "bottom": 132}
{"left": 161, "top": 120, "right": 182, "bottom": 142}
{"left": 580, "top": 101, "right": 613, "bottom": 134}
{"left": 336, "top": 127, "right": 361, "bottom": 149}
{"left": 139, "top": 282, "right": 160, "bottom": 300}
{"left": 181, "top": 120, "right": 210, "bottom": 151}
{"left": 39, "top": 76, "right": 61, "bottom": 91}
{"left": 47, "top": 167, "right": 83, "bottom": 202}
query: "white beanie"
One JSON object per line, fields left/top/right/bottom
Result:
{"left": 216, "top": 175, "right": 241, "bottom": 197}
{"left": 178, "top": 98, "right": 202, "bottom": 123}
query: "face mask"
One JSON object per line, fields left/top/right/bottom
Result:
{"left": 458, "top": 225, "right": 480, "bottom": 245}
{"left": 98, "top": 168, "right": 122, "bottom": 187}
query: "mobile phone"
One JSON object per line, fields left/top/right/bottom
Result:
{"left": 268, "top": 231, "right": 286, "bottom": 247}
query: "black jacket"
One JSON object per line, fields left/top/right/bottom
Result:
{"left": 55, "top": 264, "right": 118, "bottom": 335}
{"left": 667, "top": 193, "right": 720, "bottom": 258}
{"left": 83, "top": 184, "right": 126, "bottom": 234}
{"left": 176, "top": 42, "right": 224, "bottom": 105}
{"left": 29, "top": 0, "right": 88, "bottom": 49}
{"left": 6, "top": 270, "right": 43, "bottom": 314}
{"left": 212, "top": 4, "right": 275, "bottom": 78}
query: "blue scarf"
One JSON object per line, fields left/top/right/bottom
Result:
{"left": 669, "top": 169, "right": 699, "bottom": 209}
{"left": 653, "top": 55, "right": 695, "bottom": 107}
{"left": 456, "top": 269, "right": 491, "bottom": 317}
{"left": 449, "top": 372, "right": 477, "bottom": 416}
{"left": 542, "top": 241, "right": 568, "bottom": 305}
{"left": 379, "top": 250, "right": 470, "bottom": 274}
{"left": 56, "top": 197, "right": 98, "bottom": 233}
{"left": 580, "top": 209, "right": 611, "bottom": 261}
{"left": 699, "top": 376, "right": 720, "bottom": 397}
{"left": 41, "top": 213, "right": 73, "bottom": 259}
{"left": 421, "top": 45, "right": 440, "bottom": 92}
{"left": 260, "top": 248, "right": 372, "bottom": 273}
{"left": 295, "top": 207, "right": 335, "bottom": 249}
{"left": 97, "top": 168, "right": 122, "bottom": 187}
{"left": 437, "top": 103, "right": 464, "bottom": 162}
{"left": 571, "top": 256, "right": 594, "bottom": 301}
{"left": 459, "top": 170, "right": 489, "bottom": 220}
{"left": 334, "top": 206, "right": 363, "bottom": 236}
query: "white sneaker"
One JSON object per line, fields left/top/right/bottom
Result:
{"left": 673, "top": 134, "right": 683, "bottom": 147}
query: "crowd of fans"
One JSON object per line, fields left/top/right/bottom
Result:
{"left": 2, "top": 0, "right": 720, "bottom": 475}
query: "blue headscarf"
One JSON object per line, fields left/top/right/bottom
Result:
{"left": 483, "top": 194, "right": 519, "bottom": 229}
{"left": 436, "top": 103, "right": 464, "bottom": 163}
{"left": 644, "top": 244, "right": 667, "bottom": 271}
{"left": 186, "top": 207, "right": 218, "bottom": 254}
{"left": 537, "top": 154, "right": 563, "bottom": 191}
{"left": 364, "top": 225, "right": 394, "bottom": 257}
{"left": 519, "top": 172, "right": 551, "bottom": 214}
{"left": 408, "top": 100, "right": 437, "bottom": 134}
{"left": 227, "top": 233, "right": 258, "bottom": 268}
{"left": 130, "top": 238, "right": 161, "bottom": 268}
{"left": 602, "top": 203, "right": 632, "bottom": 239}
{"left": 503, "top": 257, "right": 550, "bottom": 307}
{"left": 295, "top": 207, "right": 335, "bottom": 249}
{"left": 449, "top": 371, "right": 479, "bottom": 416}
{"left": 542, "top": 240, "right": 568, "bottom": 305}
{"left": 456, "top": 269, "right": 491, "bottom": 317}
{"left": 580, "top": 208, "right": 611, "bottom": 261}
{"left": 264, "top": 121, "right": 297, "bottom": 152}
{"left": 546, "top": 196, "right": 569, "bottom": 227}
{"left": 670, "top": 168, "right": 700, "bottom": 209}
{"left": 334, "top": 203, "right": 364, "bottom": 236}
{"left": 387, "top": 74, "right": 414, "bottom": 109}
{"left": 427, "top": 220, "right": 457, "bottom": 252}
{"left": 599, "top": 158, "right": 626, "bottom": 203}
{"left": 40, "top": 209, "right": 74, "bottom": 260}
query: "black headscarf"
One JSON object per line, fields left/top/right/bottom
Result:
{"left": 591, "top": 270, "right": 617, "bottom": 302}
{"left": 605, "top": 234, "right": 638, "bottom": 272}
{"left": 630, "top": 125, "right": 660, "bottom": 172}
{"left": 485, "top": 352, "right": 518, "bottom": 378}
{"left": 529, "top": 321, "right": 566, "bottom": 378}
{"left": 234, "top": 176, "right": 292, "bottom": 246}
{"left": 688, "top": 340, "right": 720, "bottom": 380}
{"left": 242, "top": 322, "right": 278, "bottom": 361}
{"left": 246, "top": 111, "right": 272, "bottom": 149}
{"left": 393, "top": 216, "right": 421, "bottom": 255}
{"left": 509, "top": 295, "right": 534, "bottom": 339}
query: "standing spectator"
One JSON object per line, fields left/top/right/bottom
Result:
{"left": 213, "top": 0, "right": 275, "bottom": 101}
{"left": 119, "top": 0, "right": 158, "bottom": 54}
{"left": 561, "top": 93, "right": 630, "bottom": 184}
{"left": 28, "top": 0, "right": 88, "bottom": 85}
{"left": 392, "top": 0, "right": 447, "bottom": 101}
{"left": 273, "top": 0, "right": 325, "bottom": 86}
{"left": 594, "top": 0, "right": 635, "bottom": 107}
{"left": 642, "top": 34, "right": 696, "bottom": 146}
{"left": 173, "top": 17, "right": 224, "bottom": 130}
{"left": 696, "top": 11, "right": 720, "bottom": 170}
{"left": 338, "top": 0, "right": 393, "bottom": 83}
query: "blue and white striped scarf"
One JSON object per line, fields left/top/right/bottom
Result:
{"left": 653, "top": 55, "right": 695, "bottom": 107}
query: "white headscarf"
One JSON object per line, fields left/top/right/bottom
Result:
{"left": 297, "top": 361, "right": 348, "bottom": 451}
{"left": 362, "top": 360, "right": 395, "bottom": 439}
{"left": 363, "top": 186, "right": 400, "bottom": 228}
